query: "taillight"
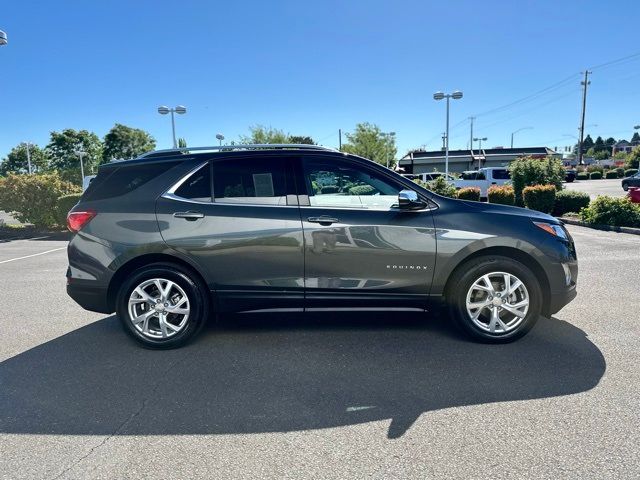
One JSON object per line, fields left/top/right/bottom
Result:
{"left": 67, "top": 210, "right": 96, "bottom": 233}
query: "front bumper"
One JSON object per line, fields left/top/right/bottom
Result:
{"left": 547, "top": 284, "right": 577, "bottom": 316}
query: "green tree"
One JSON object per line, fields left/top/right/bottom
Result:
{"left": 508, "top": 156, "right": 565, "bottom": 206}
{"left": 46, "top": 129, "right": 103, "bottom": 174}
{"left": 0, "top": 143, "right": 50, "bottom": 176}
{"left": 631, "top": 132, "right": 640, "bottom": 144}
{"left": 605, "top": 137, "right": 616, "bottom": 156}
{"left": 625, "top": 146, "right": 640, "bottom": 170}
{"left": 240, "top": 125, "right": 289, "bottom": 144}
{"left": 102, "top": 123, "right": 156, "bottom": 162}
{"left": 177, "top": 138, "right": 187, "bottom": 148}
{"left": 288, "top": 135, "right": 315, "bottom": 145}
{"left": 583, "top": 134, "right": 594, "bottom": 150}
{"left": 341, "top": 123, "right": 397, "bottom": 167}
{"left": 593, "top": 136, "right": 605, "bottom": 153}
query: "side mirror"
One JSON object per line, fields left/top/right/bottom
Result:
{"left": 398, "top": 189, "right": 425, "bottom": 210}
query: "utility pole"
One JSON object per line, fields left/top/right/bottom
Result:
{"left": 469, "top": 116, "right": 475, "bottom": 152}
{"left": 577, "top": 71, "right": 591, "bottom": 165}
{"left": 441, "top": 132, "right": 446, "bottom": 151}
{"left": 338, "top": 129, "right": 342, "bottom": 151}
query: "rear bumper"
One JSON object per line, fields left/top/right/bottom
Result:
{"left": 67, "top": 282, "right": 112, "bottom": 314}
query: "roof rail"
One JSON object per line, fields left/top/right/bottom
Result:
{"left": 137, "top": 143, "right": 338, "bottom": 159}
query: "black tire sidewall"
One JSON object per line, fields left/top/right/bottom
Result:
{"left": 116, "top": 264, "right": 208, "bottom": 349}
{"left": 449, "top": 256, "right": 542, "bottom": 343}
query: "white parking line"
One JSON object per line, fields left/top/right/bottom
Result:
{"left": 0, "top": 247, "right": 66, "bottom": 265}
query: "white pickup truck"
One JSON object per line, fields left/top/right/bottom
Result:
{"left": 452, "top": 167, "right": 511, "bottom": 198}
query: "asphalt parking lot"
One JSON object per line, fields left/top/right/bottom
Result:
{"left": 0, "top": 225, "right": 638, "bottom": 479}
{"left": 564, "top": 178, "right": 626, "bottom": 199}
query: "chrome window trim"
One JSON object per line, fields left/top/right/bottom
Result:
{"left": 162, "top": 161, "right": 298, "bottom": 208}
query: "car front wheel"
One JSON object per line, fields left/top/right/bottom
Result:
{"left": 116, "top": 264, "right": 209, "bottom": 349}
{"left": 448, "top": 256, "right": 542, "bottom": 343}
{"left": 622, "top": 183, "right": 629, "bottom": 191}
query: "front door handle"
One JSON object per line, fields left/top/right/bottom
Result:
{"left": 173, "top": 211, "right": 204, "bottom": 221}
{"left": 307, "top": 216, "right": 339, "bottom": 226}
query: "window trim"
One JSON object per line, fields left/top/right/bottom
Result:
{"left": 162, "top": 161, "right": 212, "bottom": 204}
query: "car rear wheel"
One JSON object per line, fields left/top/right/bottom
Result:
{"left": 116, "top": 264, "right": 209, "bottom": 349}
{"left": 447, "top": 255, "right": 542, "bottom": 343}
{"left": 622, "top": 183, "right": 629, "bottom": 191}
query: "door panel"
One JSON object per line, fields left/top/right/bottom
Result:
{"left": 299, "top": 157, "right": 437, "bottom": 309}
{"left": 156, "top": 158, "right": 304, "bottom": 312}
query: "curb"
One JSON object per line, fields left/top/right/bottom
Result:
{"left": 558, "top": 217, "right": 640, "bottom": 236}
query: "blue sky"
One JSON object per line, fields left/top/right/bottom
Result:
{"left": 1, "top": 0, "right": 639, "bottom": 160}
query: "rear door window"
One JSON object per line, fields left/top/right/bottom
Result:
{"left": 213, "top": 157, "right": 290, "bottom": 205}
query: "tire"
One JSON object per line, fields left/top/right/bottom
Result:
{"left": 446, "top": 255, "right": 542, "bottom": 343}
{"left": 622, "top": 183, "right": 629, "bottom": 191}
{"left": 116, "top": 263, "right": 209, "bottom": 349}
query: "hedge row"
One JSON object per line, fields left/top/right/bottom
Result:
{"left": 553, "top": 190, "right": 590, "bottom": 216}
{"left": 523, "top": 184, "right": 556, "bottom": 213}
{"left": 487, "top": 185, "right": 515, "bottom": 205}
{"left": 0, "top": 173, "right": 81, "bottom": 228}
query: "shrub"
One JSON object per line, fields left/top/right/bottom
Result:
{"left": 624, "top": 146, "right": 640, "bottom": 170}
{"left": 616, "top": 167, "right": 625, "bottom": 178}
{"left": 624, "top": 168, "right": 638, "bottom": 177}
{"left": 56, "top": 193, "right": 83, "bottom": 225}
{"left": 589, "top": 171, "right": 603, "bottom": 180}
{"left": 553, "top": 190, "right": 590, "bottom": 216}
{"left": 576, "top": 172, "right": 589, "bottom": 180}
{"left": 508, "top": 156, "right": 565, "bottom": 206}
{"left": 586, "top": 164, "right": 604, "bottom": 173}
{"left": 487, "top": 185, "right": 515, "bottom": 205}
{"left": 0, "top": 173, "right": 80, "bottom": 228}
{"left": 522, "top": 184, "right": 556, "bottom": 213}
{"left": 455, "top": 187, "right": 481, "bottom": 201}
{"left": 425, "top": 175, "right": 457, "bottom": 198}
{"left": 320, "top": 185, "right": 340, "bottom": 194}
{"left": 605, "top": 170, "right": 618, "bottom": 179}
{"left": 348, "top": 184, "right": 376, "bottom": 196}
{"left": 580, "top": 196, "right": 640, "bottom": 227}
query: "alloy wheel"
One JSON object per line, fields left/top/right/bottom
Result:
{"left": 465, "top": 271, "right": 529, "bottom": 334}
{"left": 127, "top": 278, "right": 190, "bottom": 339}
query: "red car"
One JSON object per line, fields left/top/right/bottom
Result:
{"left": 628, "top": 187, "right": 640, "bottom": 204}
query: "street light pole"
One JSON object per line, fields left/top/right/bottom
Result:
{"left": 510, "top": 127, "right": 533, "bottom": 148}
{"left": 473, "top": 137, "right": 487, "bottom": 151}
{"left": 21, "top": 142, "right": 32, "bottom": 174}
{"left": 75, "top": 151, "right": 87, "bottom": 185}
{"left": 434, "top": 91, "right": 463, "bottom": 178}
{"left": 158, "top": 105, "right": 187, "bottom": 148}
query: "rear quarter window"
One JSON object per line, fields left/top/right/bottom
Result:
{"left": 83, "top": 161, "right": 180, "bottom": 201}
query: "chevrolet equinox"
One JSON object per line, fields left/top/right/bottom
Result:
{"left": 66, "top": 145, "right": 577, "bottom": 348}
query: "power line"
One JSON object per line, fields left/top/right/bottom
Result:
{"left": 589, "top": 51, "right": 640, "bottom": 71}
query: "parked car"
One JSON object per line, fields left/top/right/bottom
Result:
{"left": 66, "top": 144, "right": 578, "bottom": 348}
{"left": 452, "top": 167, "right": 511, "bottom": 198}
{"left": 402, "top": 172, "right": 455, "bottom": 183}
{"left": 628, "top": 187, "right": 640, "bottom": 204}
{"left": 622, "top": 171, "right": 640, "bottom": 191}
{"left": 564, "top": 169, "right": 576, "bottom": 183}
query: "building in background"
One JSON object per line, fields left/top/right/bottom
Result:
{"left": 398, "top": 147, "right": 561, "bottom": 174}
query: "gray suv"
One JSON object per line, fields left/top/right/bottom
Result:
{"left": 66, "top": 144, "right": 577, "bottom": 348}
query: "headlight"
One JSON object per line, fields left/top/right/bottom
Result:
{"left": 533, "top": 221, "right": 568, "bottom": 240}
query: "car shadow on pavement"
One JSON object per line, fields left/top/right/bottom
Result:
{"left": 0, "top": 313, "right": 605, "bottom": 439}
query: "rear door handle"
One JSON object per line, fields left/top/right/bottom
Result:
{"left": 173, "top": 211, "right": 204, "bottom": 221}
{"left": 307, "top": 216, "right": 339, "bottom": 226}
